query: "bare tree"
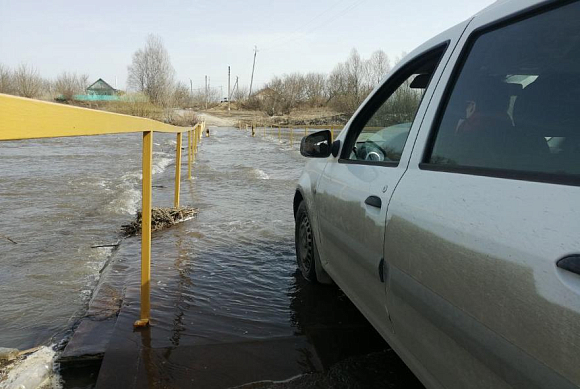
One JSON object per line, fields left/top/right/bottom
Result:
{"left": 14, "top": 64, "right": 43, "bottom": 98}
{"left": 393, "top": 51, "right": 409, "bottom": 67}
{"left": 261, "top": 77, "right": 285, "bottom": 115}
{"left": 172, "top": 81, "right": 192, "bottom": 108}
{"left": 346, "top": 49, "right": 365, "bottom": 101}
{"left": 304, "top": 72, "right": 326, "bottom": 107}
{"left": 248, "top": 47, "right": 397, "bottom": 116}
{"left": 127, "top": 35, "right": 175, "bottom": 106}
{"left": 326, "top": 49, "right": 368, "bottom": 115}
{"left": 367, "top": 50, "right": 391, "bottom": 85}
{"left": 54, "top": 72, "right": 89, "bottom": 101}
{"left": 207, "top": 87, "right": 221, "bottom": 105}
{"left": 0, "top": 64, "right": 14, "bottom": 94}
{"left": 326, "top": 63, "right": 347, "bottom": 104}
{"left": 190, "top": 87, "right": 221, "bottom": 109}
{"left": 232, "top": 85, "right": 248, "bottom": 102}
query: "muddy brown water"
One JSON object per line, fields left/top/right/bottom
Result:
{"left": 1, "top": 128, "right": 423, "bottom": 388}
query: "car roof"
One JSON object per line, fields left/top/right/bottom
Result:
{"left": 474, "top": 0, "right": 548, "bottom": 18}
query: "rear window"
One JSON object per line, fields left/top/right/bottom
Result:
{"left": 425, "top": 2, "right": 580, "bottom": 182}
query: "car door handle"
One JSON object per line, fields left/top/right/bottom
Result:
{"left": 365, "top": 195, "right": 382, "bottom": 208}
{"left": 557, "top": 255, "right": 580, "bottom": 275}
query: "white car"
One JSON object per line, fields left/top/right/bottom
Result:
{"left": 294, "top": 1, "right": 580, "bottom": 388}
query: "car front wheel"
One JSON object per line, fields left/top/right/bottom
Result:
{"left": 295, "top": 201, "right": 317, "bottom": 282}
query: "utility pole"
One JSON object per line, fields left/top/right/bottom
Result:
{"left": 189, "top": 79, "right": 193, "bottom": 96}
{"left": 249, "top": 45, "right": 258, "bottom": 98}
{"left": 228, "top": 66, "right": 231, "bottom": 113}
{"left": 230, "top": 76, "right": 238, "bottom": 102}
{"left": 205, "top": 75, "right": 208, "bottom": 110}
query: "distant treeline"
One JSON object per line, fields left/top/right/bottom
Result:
{"left": 1, "top": 38, "right": 406, "bottom": 120}
{"left": 242, "top": 49, "right": 403, "bottom": 116}
{"left": 0, "top": 63, "right": 89, "bottom": 101}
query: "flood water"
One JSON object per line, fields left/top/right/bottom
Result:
{"left": 0, "top": 132, "right": 163, "bottom": 350}
{"left": 1, "top": 127, "right": 422, "bottom": 388}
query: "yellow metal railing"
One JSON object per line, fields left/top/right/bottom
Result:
{"left": 0, "top": 93, "right": 205, "bottom": 328}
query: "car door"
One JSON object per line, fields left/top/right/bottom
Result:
{"left": 384, "top": 2, "right": 580, "bottom": 388}
{"left": 314, "top": 43, "right": 450, "bottom": 333}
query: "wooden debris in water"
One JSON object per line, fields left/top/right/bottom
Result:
{"left": 0, "top": 235, "right": 17, "bottom": 244}
{"left": 121, "top": 207, "right": 198, "bottom": 236}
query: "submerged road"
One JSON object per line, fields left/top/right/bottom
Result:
{"left": 63, "top": 127, "right": 423, "bottom": 388}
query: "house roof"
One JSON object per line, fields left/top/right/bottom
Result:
{"left": 87, "top": 78, "right": 115, "bottom": 91}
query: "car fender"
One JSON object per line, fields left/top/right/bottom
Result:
{"left": 295, "top": 158, "right": 329, "bottom": 260}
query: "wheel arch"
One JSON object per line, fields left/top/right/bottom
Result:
{"left": 293, "top": 189, "right": 304, "bottom": 218}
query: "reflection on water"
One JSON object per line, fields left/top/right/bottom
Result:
{"left": 289, "top": 272, "right": 386, "bottom": 367}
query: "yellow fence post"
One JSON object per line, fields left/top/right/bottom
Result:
{"left": 194, "top": 125, "right": 197, "bottom": 147}
{"left": 331, "top": 126, "right": 334, "bottom": 143}
{"left": 278, "top": 126, "right": 281, "bottom": 142}
{"left": 192, "top": 126, "right": 197, "bottom": 163}
{"left": 188, "top": 129, "right": 192, "bottom": 180}
{"left": 195, "top": 127, "right": 198, "bottom": 153}
{"left": 135, "top": 130, "right": 153, "bottom": 328}
{"left": 174, "top": 132, "right": 182, "bottom": 208}
{"left": 290, "top": 126, "right": 293, "bottom": 147}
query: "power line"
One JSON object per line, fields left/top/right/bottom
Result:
{"left": 263, "top": 0, "right": 368, "bottom": 52}
{"left": 259, "top": 0, "right": 351, "bottom": 49}
{"left": 249, "top": 45, "right": 258, "bottom": 97}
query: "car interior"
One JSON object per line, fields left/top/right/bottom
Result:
{"left": 429, "top": 7, "right": 580, "bottom": 177}
{"left": 350, "top": 69, "right": 435, "bottom": 162}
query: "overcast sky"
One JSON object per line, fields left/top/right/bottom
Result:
{"left": 0, "top": 0, "right": 494, "bottom": 96}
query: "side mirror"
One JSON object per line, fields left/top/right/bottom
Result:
{"left": 300, "top": 130, "right": 331, "bottom": 158}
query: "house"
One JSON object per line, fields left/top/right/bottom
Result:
{"left": 86, "top": 78, "right": 117, "bottom": 96}
{"left": 73, "top": 78, "right": 120, "bottom": 101}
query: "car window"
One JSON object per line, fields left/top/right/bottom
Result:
{"left": 426, "top": 2, "right": 580, "bottom": 179}
{"left": 347, "top": 74, "right": 429, "bottom": 163}
{"left": 342, "top": 45, "right": 447, "bottom": 164}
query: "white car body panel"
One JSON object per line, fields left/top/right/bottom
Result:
{"left": 294, "top": 1, "right": 580, "bottom": 387}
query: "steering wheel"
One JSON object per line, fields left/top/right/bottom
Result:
{"left": 363, "top": 140, "right": 390, "bottom": 161}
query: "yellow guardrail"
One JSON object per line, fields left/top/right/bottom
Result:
{"left": 0, "top": 93, "right": 206, "bottom": 328}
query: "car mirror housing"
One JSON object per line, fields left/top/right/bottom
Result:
{"left": 300, "top": 130, "right": 332, "bottom": 158}
{"left": 331, "top": 140, "right": 341, "bottom": 158}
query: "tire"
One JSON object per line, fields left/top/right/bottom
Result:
{"left": 295, "top": 201, "right": 318, "bottom": 282}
